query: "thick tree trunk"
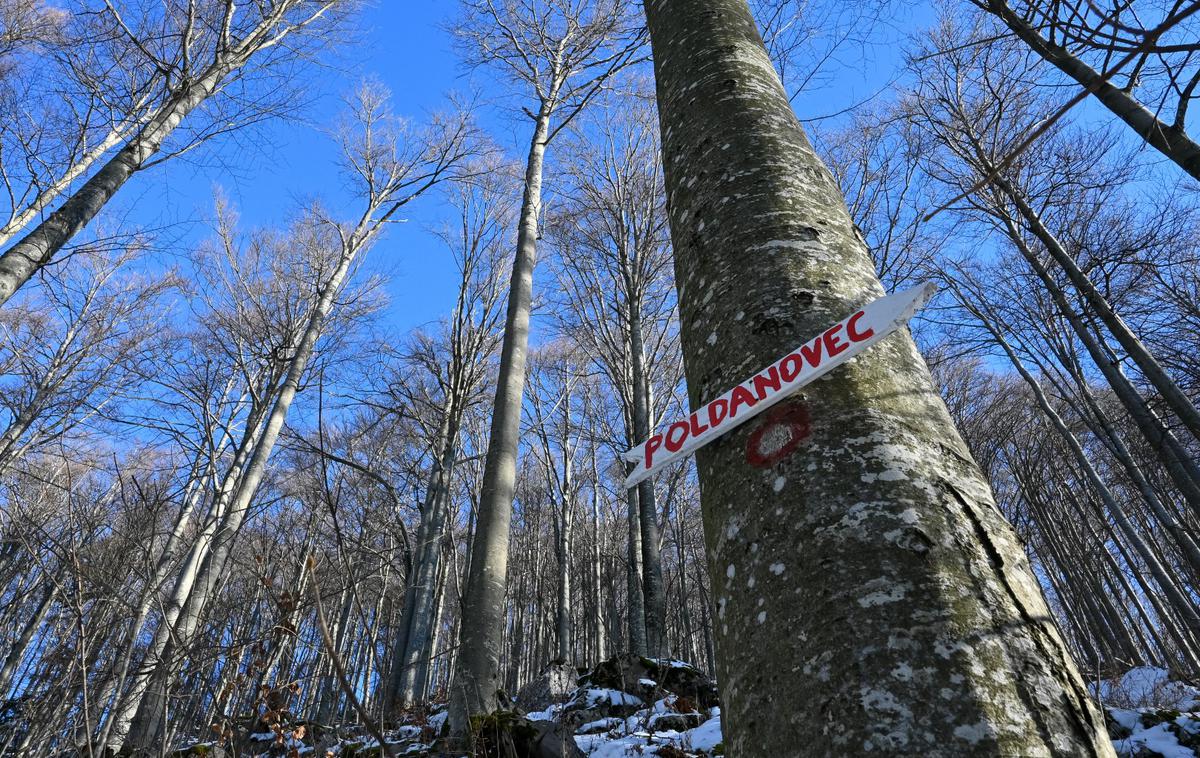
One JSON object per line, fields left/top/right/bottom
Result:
{"left": 641, "top": 0, "right": 1114, "bottom": 754}
{"left": 448, "top": 106, "right": 549, "bottom": 738}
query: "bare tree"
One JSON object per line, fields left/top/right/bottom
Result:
{"left": 446, "top": 0, "right": 644, "bottom": 740}
{"left": 384, "top": 163, "right": 510, "bottom": 710}
{"left": 0, "top": 0, "right": 354, "bottom": 307}
{"left": 974, "top": 0, "right": 1200, "bottom": 181}
{"left": 102, "top": 85, "right": 473, "bottom": 752}
{"left": 547, "top": 87, "right": 680, "bottom": 656}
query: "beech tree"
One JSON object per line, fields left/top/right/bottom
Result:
{"left": 640, "top": 0, "right": 1114, "bottom": 754}
{"left": 973, "top": 0, "right": 1200, "bottom": 182}
{"left": 446, "top": 0, "right": 644, "bottom": 740}
{"left": 0, "top": 0, "right": 352, "bottom": 307}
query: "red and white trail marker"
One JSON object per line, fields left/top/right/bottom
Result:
{"left": 621, "top": 282, "right": 937, "bottom": 489}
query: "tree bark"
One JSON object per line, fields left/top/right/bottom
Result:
{"left": 448, "top": 106, "right": 549, "bottom": 737}
{"left": 630, "top": 297, "right": 667, "bottom": 657}
{"left": 641, "top": 0, "right": 1114, "bottom": 754}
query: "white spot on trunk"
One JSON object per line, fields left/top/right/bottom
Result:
{"left": 772, "top": 476, "right": 786, "bottom": 492}
{"left": 953, "top": 723, "right": 995, "bottom": 744}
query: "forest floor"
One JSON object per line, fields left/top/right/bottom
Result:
{"left": 176, "top": 660, "right": 1200, "bottom": 757}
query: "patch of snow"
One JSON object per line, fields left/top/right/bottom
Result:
{"left": 526, "top": 702, "right": 564, "bottom": 721}
{"left": 1112, "top": 721, "right": 1192, "bottom": 757}
{"left": 682, "top": 717, "right": 723, "bottom": 752}
{"left": 1097, "top": 666, "right": 1200, "bottom": 710}
{"left": 580, "top": 688, "right": 644, "bottom": 708}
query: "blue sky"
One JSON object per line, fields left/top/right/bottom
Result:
{"left": 123, "top": 1, "right": 929, "bottom": 339}
{"left": 131, "top": 2, "right": 468, "bottom": 335}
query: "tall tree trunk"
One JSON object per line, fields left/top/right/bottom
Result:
{"left": 641, "top": 1, "right": 1114, "bottom": 754}
{"left": 393, "top": 413, "right": 459, "bottom": 706}
{"left": 108, "top": 227, "right": 362, "bottom": 752}
{"left": 448, "top": 105, "right": 549, "bottom": 737}
{"left": 630, "top": 300, "right": 667, "bottom": 656}
{"left": 590, "top": 450, "right": 607, "bottom": 662}
{"left": 555, "top": 500, "right": 573, "bottom": 663}
{"left": 624, "top": 482, "right": 647, "bottom": 655}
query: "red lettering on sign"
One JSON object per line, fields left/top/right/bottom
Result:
{"left": 644, "top": 434, "right": 663, "bottom": 468}
{"left": 730, "top": 385, "right": 757, "bottom": 418}
{"left": 823, "top": 323, "right": 848, "bottom": 357}
{"left": 665, "top": 421, "right": 690, "bottom": 453}
{"left": 689, "top": 410, "right": 709, "bottom": 437}
{"left": 752, "top": 365, "right": 782, "bottom": 401}
{"left": 847, "top": 310, "right": 874, "bottom": 342}
{"left": 708, "top": 398, "right": 729, "bottom": 428}
{"left": 780, "top": 353, "right": 804, "bottom": 382}
{"left": 800, "top": 336, "right": 824, "bottom": 368}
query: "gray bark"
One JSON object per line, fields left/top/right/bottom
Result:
{"left": 641, "top": 0, "right": 1115, "bottom": 754}
{"left": 396, "top": 420, "right": 458, "bottom": 704}
{"left": 449, "top": 107, "right": 549, "bottom": 736}
{"left": 624, "top": 477, "right": 648, "bottom": 655}
{"left": 630, "top": 300, "right": 667, "bottom": 657}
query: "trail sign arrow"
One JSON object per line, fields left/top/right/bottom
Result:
{"left": 621, "top": 282, "right": 937, "bottom": 489}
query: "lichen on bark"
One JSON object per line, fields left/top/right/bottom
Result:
{"left": 641, "top": 0, "right": 1115, "bottom": 755}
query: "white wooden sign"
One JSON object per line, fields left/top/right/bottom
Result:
{"left": 621, "top": 283, "right": 937, "bottom": 488}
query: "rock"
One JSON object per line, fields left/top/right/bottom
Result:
{"left": 516, "top": 662, "right": 580, "bottom": 712}
{"left": 560, "top": 687, "right": 645, "bottom": 729}
{"left": 525, "top": 718, "right": 586, "bottom": 758}
{"left": 469, "top": 710, "right": 585, "bottom": 758}
{"left": 169, "top": 745, "right": 227, "bottom": 757}
{"left": 647, "top": 711, "right": 705, "bottom": 732}
{"left": 580, "top": 654, "right": 719, "bottom": 710}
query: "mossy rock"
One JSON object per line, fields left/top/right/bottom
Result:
{"left": 579, "top": 655, "right": 719, "bottom": 710}
{"left": 467, "top": 710, "right": 583, "bottom": 758}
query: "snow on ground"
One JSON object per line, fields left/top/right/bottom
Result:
{"left": 175, "top": 664, "right": 1200, "bottom": 756}
{"left": 1094, "top": 667, "right": 1200, "bottom": 757}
